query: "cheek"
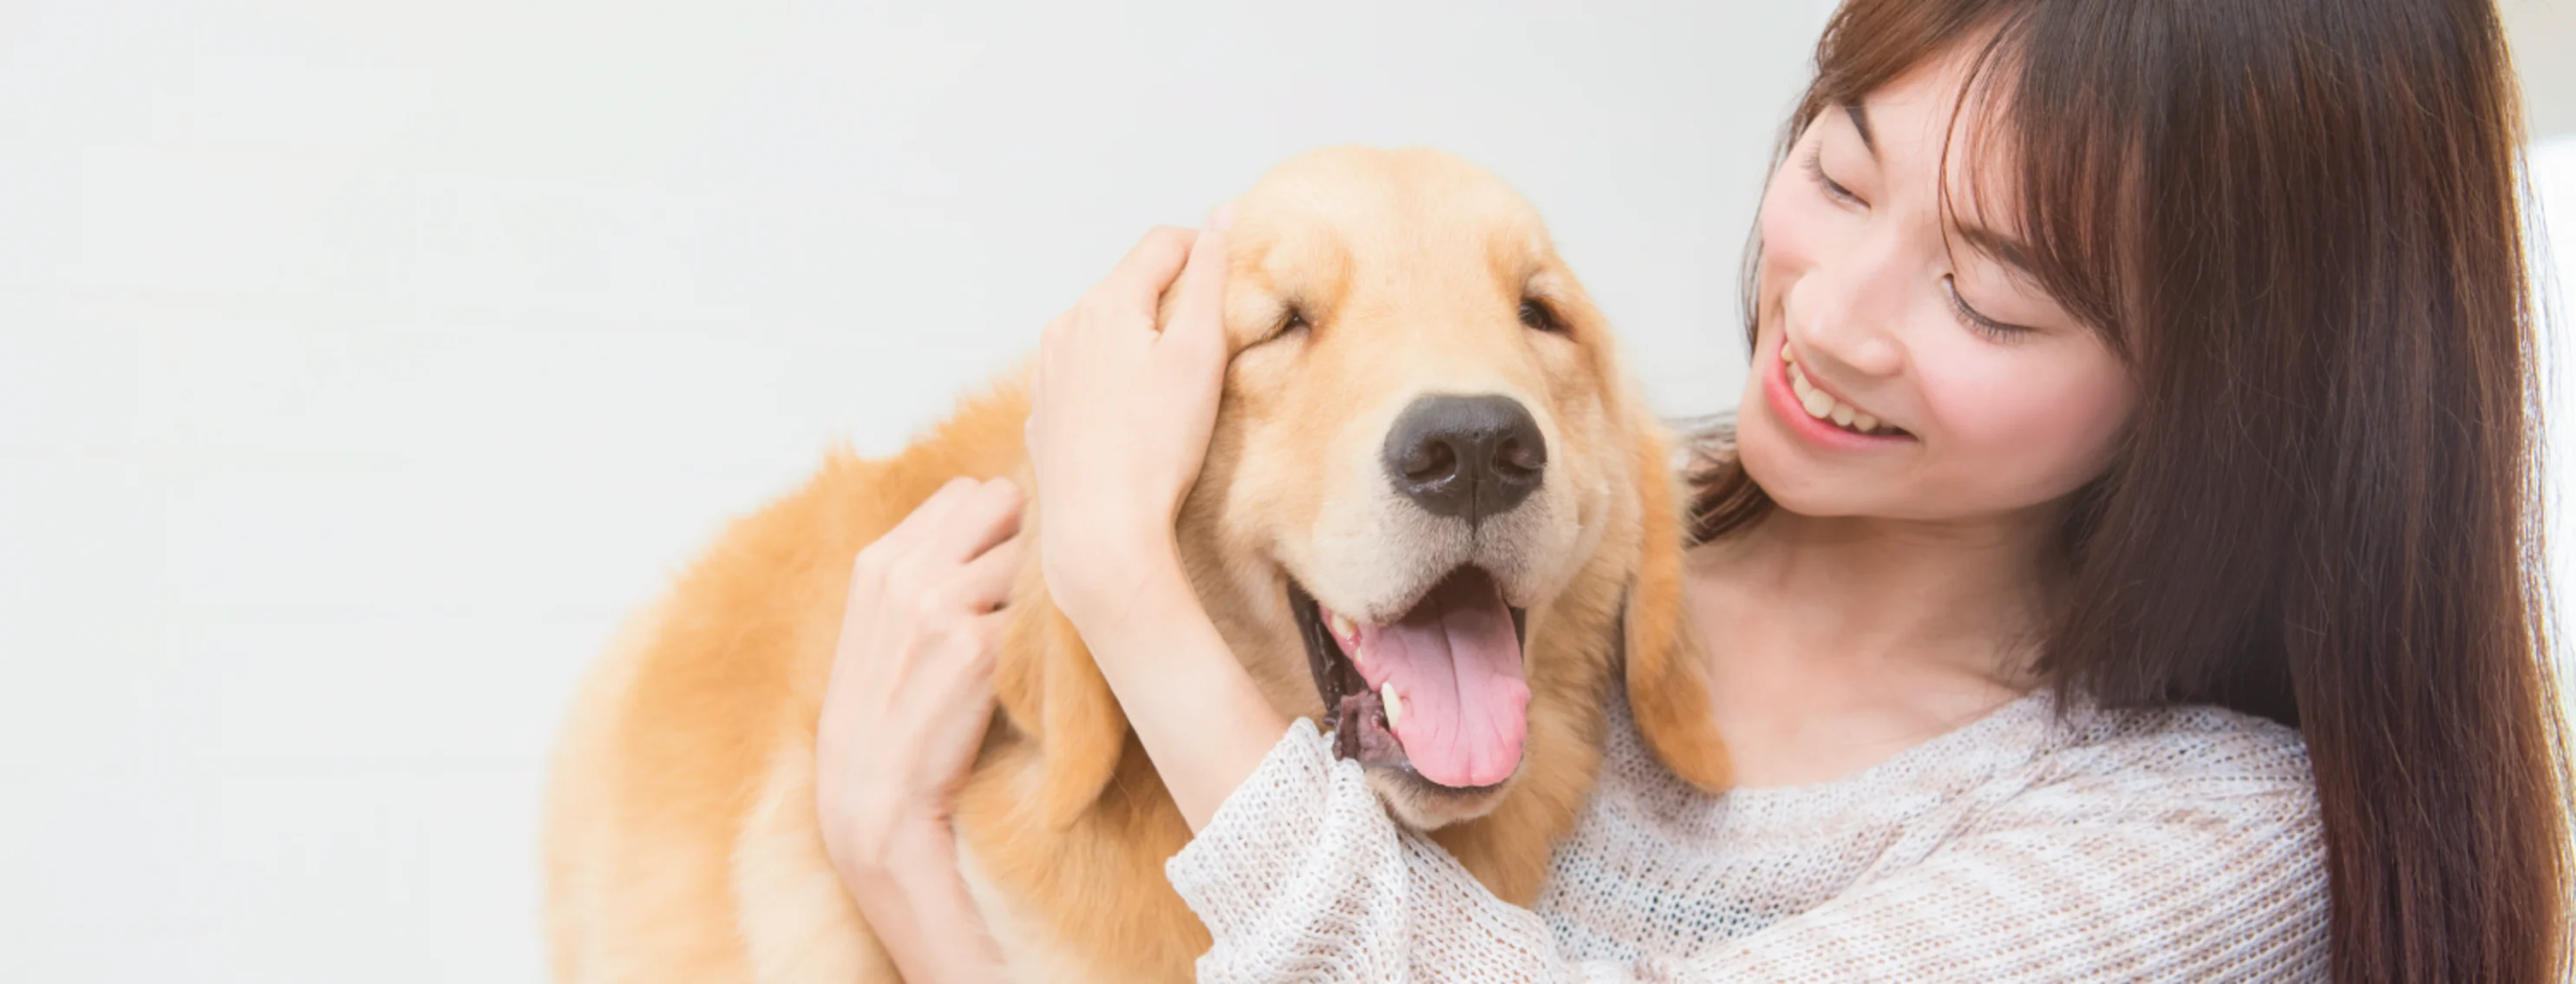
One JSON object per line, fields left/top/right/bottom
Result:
{"left": 1539, "top": 382, "right": 1607, "bottom": 489}
{"left": 1742, "top": 182, "right": 1813, "bottom": 397}
{"left": 1755, "top": 177, "right": 1822, "bottom": 293}
{"left": 1750, "top": 171, "right": 1856, "bottom": 364}
{"left": 1228, "top": 350, "right": 1403, "bottom": 528}
{"left": 1919, "top": 342, "right": 2133, "bottom": 489}
{"left": 1217, "top": 355, "right": 1317, "bottom": 512}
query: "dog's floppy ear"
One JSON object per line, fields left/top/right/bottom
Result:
{"left": 1620, "top": 423, "right": 1733, "bottom": 792}
{"left": 990, "top": 498, "right": 1131, "bottom": 830}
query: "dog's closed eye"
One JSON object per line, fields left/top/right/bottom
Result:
{"left": 1254, "top": 305, "right": 1312, "bottom": 346}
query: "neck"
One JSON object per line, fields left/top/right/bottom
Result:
{"left": 1701, "top": 502, "right": 2067, "bottom": 690}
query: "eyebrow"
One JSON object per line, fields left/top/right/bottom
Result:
{"left": 1843, "top": 102, "right": 1878, "bottom": 157}
{"left": 1956, "top": 221, "right": 2041, "bottom": 280}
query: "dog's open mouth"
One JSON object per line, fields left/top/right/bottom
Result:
{"left": 1290, "top": 567, "right": 1531, "bottom": 791}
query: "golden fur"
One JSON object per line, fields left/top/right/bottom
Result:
{"left": 542, "top": 147, "right": 1729, "bottom": 983}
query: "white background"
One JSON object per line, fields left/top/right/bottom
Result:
{"left": 0, "top": 3, "right": 2568, "bottom": 981}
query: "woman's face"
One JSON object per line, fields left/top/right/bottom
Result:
{"left": 1737, "top": 45, "right": 2134, "bottom": 525}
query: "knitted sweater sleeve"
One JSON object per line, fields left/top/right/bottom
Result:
{"left": 1163, "top": 718, "right": 2325, "bottom": 983}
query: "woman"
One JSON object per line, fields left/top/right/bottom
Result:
{"left": 815, "top": 0, "right": 2573, "bottom": 980}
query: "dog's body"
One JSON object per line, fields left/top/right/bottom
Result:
{"left": 543, "top": 148, "right": 1729, "bottom": 983}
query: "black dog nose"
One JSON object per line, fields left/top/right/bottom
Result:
{"left": 1383, "top": 395, "right": 1546, "bottom": 522}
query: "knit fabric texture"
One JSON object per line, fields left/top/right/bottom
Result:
{"left": 1164, "top": 686, "right": 2328, "bottom": 981}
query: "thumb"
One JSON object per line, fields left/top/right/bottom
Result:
{"left": 1159, "top": 201, "right": 1235, "bottom": 365}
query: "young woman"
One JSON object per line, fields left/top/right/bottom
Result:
{"left": 814, "top": 0, "right": 2573, "bottom": 979}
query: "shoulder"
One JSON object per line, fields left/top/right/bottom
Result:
{"left": 1929, "top": 701, "right": 2333, "bottom": 953}
{"left": 2004, "top": 698, "right": 2320, "bottom": 836}
{"left": 2048, "top": 700, "right": 2311, "bottom": 788}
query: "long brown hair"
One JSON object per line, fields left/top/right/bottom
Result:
{"left": 1690, "top": 0, "right": 2573, "bottom": 979}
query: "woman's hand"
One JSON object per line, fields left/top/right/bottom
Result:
{"left": 1026, "top": 208, "right": 1234, "bottom": 648}
{"left": 1024, "top": 208, "right": 1290, "bottom": 830}
{"left": 814, "top": 476, "right": 1023, "bottom": 981}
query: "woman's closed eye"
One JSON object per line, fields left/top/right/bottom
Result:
{"left": 1802, "top": 147, "right": 1865, "bottom": 208}
{"left": 1941, "top": 274, "right": 2032, "bottom": 342}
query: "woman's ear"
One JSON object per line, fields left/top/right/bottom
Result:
{"left": 989, "top": 506, "right": 1130, "bottom": 830}
{"left": 1621, "top": 423, "right": 1733, "bottom": 792}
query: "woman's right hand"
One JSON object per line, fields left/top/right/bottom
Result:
{"left": 815, "top": 476, "right": 1023, "bottom": 981}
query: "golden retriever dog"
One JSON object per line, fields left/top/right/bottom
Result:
{"left": 542, "top": 146, "right": 1730, "bottom": 982}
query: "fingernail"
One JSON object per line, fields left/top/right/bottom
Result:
{"left": 1208, "top": 201, "right": 1238, "bottom": 233}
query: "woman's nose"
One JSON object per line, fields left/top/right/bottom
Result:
{"left": 1789, "top": 244, "right": 1908, "bottom": 377}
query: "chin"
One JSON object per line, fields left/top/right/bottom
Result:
{"left": 1732, "top": 407, "right": 1819, "bottom": 497}
{"left": 1729, "top": 417, "right": 1884, "bottom": 519}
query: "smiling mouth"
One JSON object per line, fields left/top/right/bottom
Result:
{"left": 1288, "top": 567, "right": 1532, "bottom": 793}
{"left": 1777, "top": 343, "right": 1911, "bottom": 439}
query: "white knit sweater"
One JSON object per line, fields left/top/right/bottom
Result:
{"left": 1165, "top": 686, "right": 2329, "bottom": 981}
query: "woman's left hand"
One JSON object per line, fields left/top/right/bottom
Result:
{"left": 1024, "top": 205, "right": 1290, "bottom": 831}
{"left": 1027, "top": 206, "right": 1235, "bottom": 648}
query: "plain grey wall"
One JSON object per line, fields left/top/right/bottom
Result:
{"left": 0, "top": 3, "right": 2565, "bottom": 981}
{"left": 2511, "top": 0, "right": 2576, "bottom": 139}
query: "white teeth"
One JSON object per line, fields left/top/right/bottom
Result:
{"left": 1381, "top": 682, "right": 1403, "bottom": 729}
{"left": 1781, "top": 344, "right": 1795, "bottom": 364}
{"left": 1788, "top": 362, "right": 1890, "bottom": 436}
{"left": 1329, "top": 611, "right": 1365, "bottom": 665}
{"left": 1800, "top": 384, "right": 1835, "bottom": 419}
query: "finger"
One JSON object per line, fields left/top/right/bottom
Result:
{"left": 951, "top": 531, "right": 1027, "bottom": 613}
{"left": 962, "top": 610, "right": 1014, "bottom": 674}
{"left": 919, "top": 478, "right": 1024, "bottom": 567}
{"left": 907, "top": 610, "right": 1010, "bottom": 749}
{"left": 1092, "top": 226, "right": 1197, "bottom": 317}
{"left": 904, "top": 609, "right": 1010, "bottom": 714}
{"left": 874, "top": 476, "right": 981, "bottom": 561}
{"left": 865, "top": 477, "right": 998, "bottom": 615}
{"left": 848, "top": 476, "right": 980, "bottom": 603}
{"left": 1159, "top": 202, "right": 1235, "bottom": 359}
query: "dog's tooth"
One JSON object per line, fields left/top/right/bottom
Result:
{"left": 1381, "top": 682, "right": 1403, "bottom": 729}
{"left": 1351, "top": 643, "right": 1367, "bottom": 666}
{"left": 1329, "top": 611, "right": 1355, "bottom": 641}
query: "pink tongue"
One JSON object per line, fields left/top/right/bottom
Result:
{"left": 1351, "top": 569, "right": 1530, "bottom": 788}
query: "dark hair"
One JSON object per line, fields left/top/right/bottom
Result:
{"left": 1690, "top": 0, "right": 2573, "bottom": 979}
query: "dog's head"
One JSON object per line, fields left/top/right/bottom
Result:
{"left": 999, "top": 147, "right": 1728, "bottom": 836}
